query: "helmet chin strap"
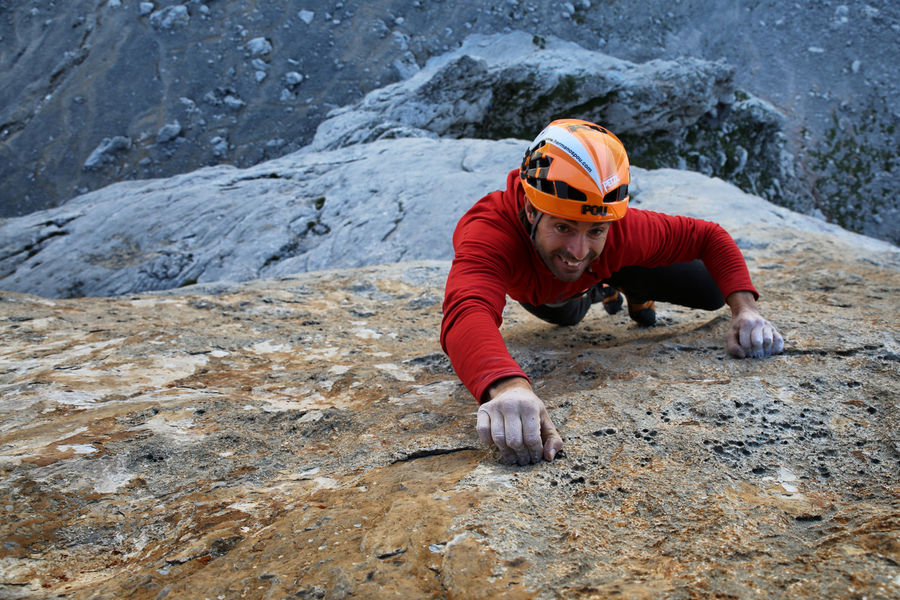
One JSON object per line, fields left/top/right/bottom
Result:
{"left": 529, "top": 208, "right": 543, "bottom": 244}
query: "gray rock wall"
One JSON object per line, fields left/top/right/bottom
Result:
{"left": 0, "top": 138, "right": 524, "bottom": 297}
{"left": 311, "top": 34, "right": 737, "bottom": 146}
{"left": 312, "top": 33, "right": 803, "bottom": 209}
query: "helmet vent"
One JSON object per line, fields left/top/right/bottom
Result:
{"left": 603, "top": 184, "right": 628, "bottom": 204}
{"left": 522, "top": 148, "right": 589, "bottom": 202}
{"left": 555, "top": 181, "right": 587, "bottom": 202}
{"left": 524, "top": 175, "right": 588, "bottom": 202}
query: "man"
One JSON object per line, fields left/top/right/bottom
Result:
{"left": 440, "top": 118, "right": 784, "bottom": 466}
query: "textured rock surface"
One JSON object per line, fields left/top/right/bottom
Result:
{"left": 0, "top": 138, "right": 523, "bottom": 298}
{"left": 312, "top": 32, "right": 799, "bottom": 208}
{"left": 311, "top": 33, "right": 738, "bottom": 147}
{"left": 1, "top": 1, "right": 897, "bottom": 243}
{"left": 1, "top": 222, "right": 898, "bottom": 598}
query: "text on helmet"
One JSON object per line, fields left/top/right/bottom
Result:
{"left": 581, "top": 204, "right": 609, "bottom": 216}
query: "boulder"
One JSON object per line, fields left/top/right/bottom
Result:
{"left": 83, "top": 136, "right": 132, "bottom": 171}
{"left": 312, "top": 33, "right": 804, "bottom": 216}
{"left": 313, "top": 33, "right": 737, "bottom": 148}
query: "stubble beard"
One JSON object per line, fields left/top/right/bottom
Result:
{"left": 537, "top": 244, "right": 595, "bottom": 282}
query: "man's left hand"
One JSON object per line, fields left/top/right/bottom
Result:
{"left": 725, "top": 291, "right": 784, "bottom": 358}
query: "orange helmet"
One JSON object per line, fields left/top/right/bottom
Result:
{"left": 520, "top": 119, "right": 630, "bottom": 222}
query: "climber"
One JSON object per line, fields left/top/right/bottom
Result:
{"left": 440, "top": 118, "right": 784, "bottom": 466}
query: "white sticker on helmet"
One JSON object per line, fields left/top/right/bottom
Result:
{"left": 530, "top": 124, "right": 606, "bottom": 193}
{"left": 602, "top": 173, "right": 620, "bottom": 191}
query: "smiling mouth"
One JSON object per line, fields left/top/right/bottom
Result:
{"left": 558, "top": 255, "right": 584, "bottom": 269}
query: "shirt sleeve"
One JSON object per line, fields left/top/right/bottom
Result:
{"left": 440, "top": 209, "right": 530, "bottom": 403}
{"left": 612, "top": 210, "right": 758, "bottom": 300}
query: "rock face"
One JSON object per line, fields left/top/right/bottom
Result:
{"left": 313, "top": 32, "right": 798, "bottom": 209}
{"left": 1, "top": 1, "right": 898, "bottom": 244}
{"left": 0, "top": 138, "right": 523, "bottom": 298}
{"left": 1, "top": 204, "right": 898, "bottom": 597}
{"left": 312, "top": 33, "right": 738, "bottom": 147}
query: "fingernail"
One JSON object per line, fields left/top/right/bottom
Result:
{"left": 548, "top": 448, "right": 557, "bottom": 461}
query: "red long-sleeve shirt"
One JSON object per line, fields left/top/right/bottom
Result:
{"left": 441, "top": 169, "right": 757, "bottom": 403}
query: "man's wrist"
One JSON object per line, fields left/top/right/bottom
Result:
{"left": 726, "top": 290, "right": 759, "bottom": 316}
{"left": 486, "top": 376, "right": 532, "bottom": 401}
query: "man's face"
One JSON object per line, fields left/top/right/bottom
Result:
{"left": 527, "top": 206, "right": 611, "bottom": 282}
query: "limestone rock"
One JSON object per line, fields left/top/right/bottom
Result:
{"left": 149, "top": 5, "right": 190, "bottom": 29}
{"left": 83, "top": 136, "right": 132, "bottom": 171}
{"left": 0, "top": 220, "right": 897, "bottom": 597}
{"left": 0, "top": 138, "right": 523, "bottom": 298}
{"left": 312, "top": 32, "right": 803, "bottom": 218}
{"left": 312, "top": 33, "right": 737, "bottom": 149}
{"left": 155, "top": 121, "right": 182, "bottom": 144}
{"left": 314, "top": 34, "right": 704, "bottom": 136}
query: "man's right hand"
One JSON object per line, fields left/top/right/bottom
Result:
{"left": 476, "top": 377, "right": 563, "bottom": 465}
